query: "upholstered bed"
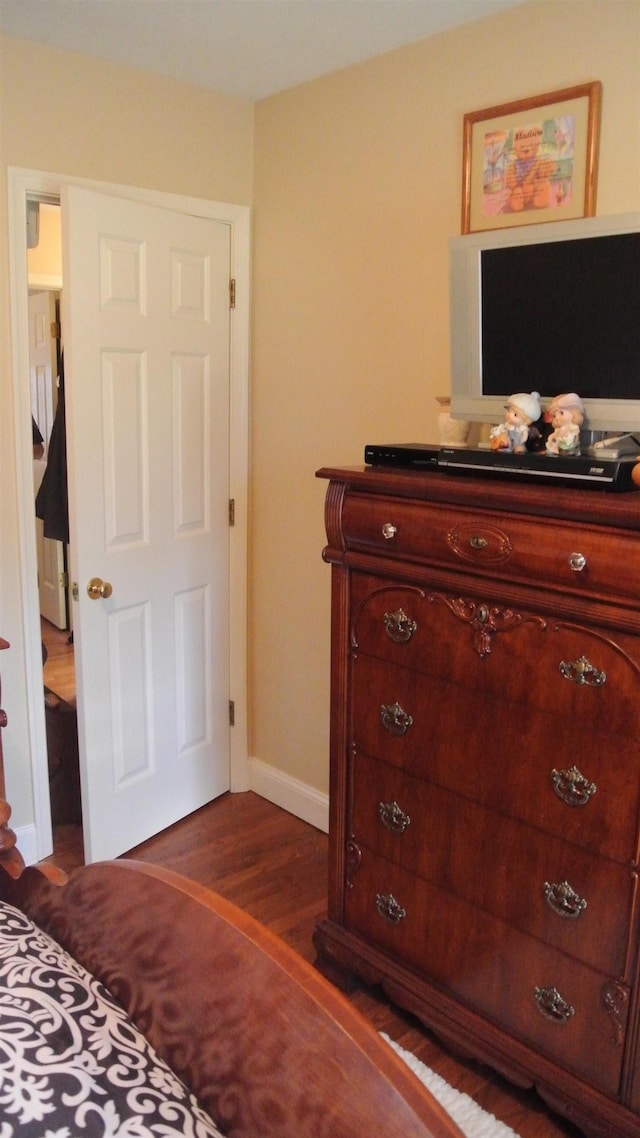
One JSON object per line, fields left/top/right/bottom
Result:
{"left": 0, "top": 648, "right": 461, "bottom": 1137}
{"left": 0, "top": 857, "right": 468, "bottom": 1138}
{"left": 0, "top": 885, "right": 223, "bottom": 1137}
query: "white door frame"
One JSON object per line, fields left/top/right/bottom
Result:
{"left": 8, "top": 167, "right": 250, "bottom": 861}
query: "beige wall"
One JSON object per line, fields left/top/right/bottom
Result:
{"left": 1, "top": 1, "right": 639, "bottom": 840}
{"left": 250, "top": 0, "right": 640, "bottom": 793}
{"left": 0, "top": 33, "right": 254, "bottom": 826}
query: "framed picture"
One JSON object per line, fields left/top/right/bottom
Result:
{"left": 461, "top": 82, "right": 602, "bottom": 234}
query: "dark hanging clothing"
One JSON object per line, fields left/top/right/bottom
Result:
{"left": 35, "top": 361, "right": 69, "bottom": 545}
{"left": 32, "top": 416, "right": 43, "bottom": 448}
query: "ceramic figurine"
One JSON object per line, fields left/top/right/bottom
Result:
{"left": 489, "top": 391, "right": 541, "bottom": 454}
{"left": 545, "top": 393, "right": 585, "bottom": 456}
{"left": 436, "top": 395, "right": 470, "bottom": 446}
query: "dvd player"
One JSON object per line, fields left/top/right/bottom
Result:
{"left": 363, "top": 442, "right": 640, "bottom": 492}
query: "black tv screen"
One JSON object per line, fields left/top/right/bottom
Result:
{"left": 481, "top": 233, "right": 640, "bottom": 401}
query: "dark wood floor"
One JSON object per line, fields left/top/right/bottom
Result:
{"left": 49, "top": 792, "right": 582, "bottom": 1138}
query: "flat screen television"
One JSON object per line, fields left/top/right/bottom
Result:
{"left": 449, "top": 212, "right": 640, "bottom": 435}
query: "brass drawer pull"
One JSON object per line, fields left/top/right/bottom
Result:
{"left": 543, "top": 880, "right": 587, "bottom": 919}
{"left": 378, "top": 800, "right": 411, "bottom": 834}
{"left": 551, "top": 765, "right": 597, "bottom": 808}
{"left": 381, "top": 522, "right": 397, "bottom": 540}
{"left": 559, "top": 655, "right": 606, "bottom": 687}
{"left": 380, "top": 702, "right": 413, "bottom": 737}
{"left": 376, "top": 892, "right": 406, "bottom": 925}
{"left": 469, "top": 535, "right": 488, "bottom": 549}
{"left": 383, "top": 608, "right": 417, "bottom": 643}
{"left": 568, "top": 552, "right": 587, "bottom": 572}
{"left": 534, "top": 986, "right": 575, "bottom": 1024}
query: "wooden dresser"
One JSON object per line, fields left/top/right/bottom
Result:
{"left": 314, "top": 464, "right": 640, "bottom": 1138}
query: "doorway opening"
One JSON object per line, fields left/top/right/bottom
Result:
{"left": 27, "top": 197, "right": 84, "bottom": 869}
{"left": 42, "top": 619, "right": 83, "bottom": 870}
{"left": 10, "top": 167, "right": 250, "bottom": 866}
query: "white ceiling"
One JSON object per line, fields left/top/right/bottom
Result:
{"left": 0, "top": 0, "right": 523, "bottom": 101}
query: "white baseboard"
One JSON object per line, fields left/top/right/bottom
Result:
{"left": 14, "top": 824, "right": 40, "bottom": 867}
{"left": 17, "top": 766, "right": 328, "bottom": 866}
{"left": 248, "top": 757, "right": 329, "bottom": 834}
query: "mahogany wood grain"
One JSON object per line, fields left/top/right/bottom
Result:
{"left": 1, "top": 859, "right": 462, "bottom": 1138}
{"left": 0, "top": 638, "right": 25, "bottom": 879}
{"left": 315, "top": 464, "right": 640, "bottom": 533}
{"left": 36, "top": 571, "right": 591, "bottom": 1137}
{"left": 48, "top": 793, "right": 582, "bottom": 1138}
{"left": 315, "top": 465, "right": 640, "bottom": 1138}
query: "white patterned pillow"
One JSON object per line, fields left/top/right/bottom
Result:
{"left": 0, "top": 899, "right": 226, "bottom": 1137}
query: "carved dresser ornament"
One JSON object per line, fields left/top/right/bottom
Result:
{"left": 428, "top": 593, "right": 545, "bottom": 658}
{"left": 345, "top": 839, "right": 362, "bottom": 889}
{"left": 602, "top": 980, "right": 628, "bottom": 1048}
{"left": 447, "top": 522, "right": 513, "bottom": 564}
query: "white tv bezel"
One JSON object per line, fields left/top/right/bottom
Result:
{"left": 449, "top": 212, "right": 640, "bottom": 434}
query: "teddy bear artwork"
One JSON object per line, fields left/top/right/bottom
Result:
{"left": 480, "top": 111, "right": 577, "bottom": 222}
{"left": 505, "top": 125, "right": 555, "bottom": 213}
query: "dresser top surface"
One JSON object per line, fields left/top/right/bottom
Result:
{"left": 316, "top": 465, "right": 640, "bottom": 533}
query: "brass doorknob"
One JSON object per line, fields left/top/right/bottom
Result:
{"left": 87, "top": 577, "right": 113, "bottom": 600}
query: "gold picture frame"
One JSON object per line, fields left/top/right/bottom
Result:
{"left": 461, "top": 82, "right": 602, "bottom": 234}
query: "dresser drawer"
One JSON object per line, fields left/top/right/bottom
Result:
{"left": 352, "top": 752, "right": 636, "bottom": 977}
{"left": 344, "top": 848, "right": 628, "bottom": 1097}
{"left": 351, "top": 653, "right": 640, "bottom": 863}
{"left": 342, "top": 493, "right": 640, "bottom": 604}
{"left": 349, "top": 573, "right": 640, "bottom": 741}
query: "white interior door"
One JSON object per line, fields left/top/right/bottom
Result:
{"left": 62, "top": 185, "right": 232, "bottom": 862}
{"left": 29, "top": 289, "right": 67, "bottom": 629}
{"left": 34, "top": 519, "right": 67, "bottom": 631}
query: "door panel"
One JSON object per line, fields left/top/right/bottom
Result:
{"left": 62, "top": 185, "right": 231, "bottom": 862}
{"left": 35, "top": 522, "right": 67, "bottom": 631}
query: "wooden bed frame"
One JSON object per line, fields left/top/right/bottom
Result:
{"left": 0, "top": 641, "right": 462, "bottom": 1138}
